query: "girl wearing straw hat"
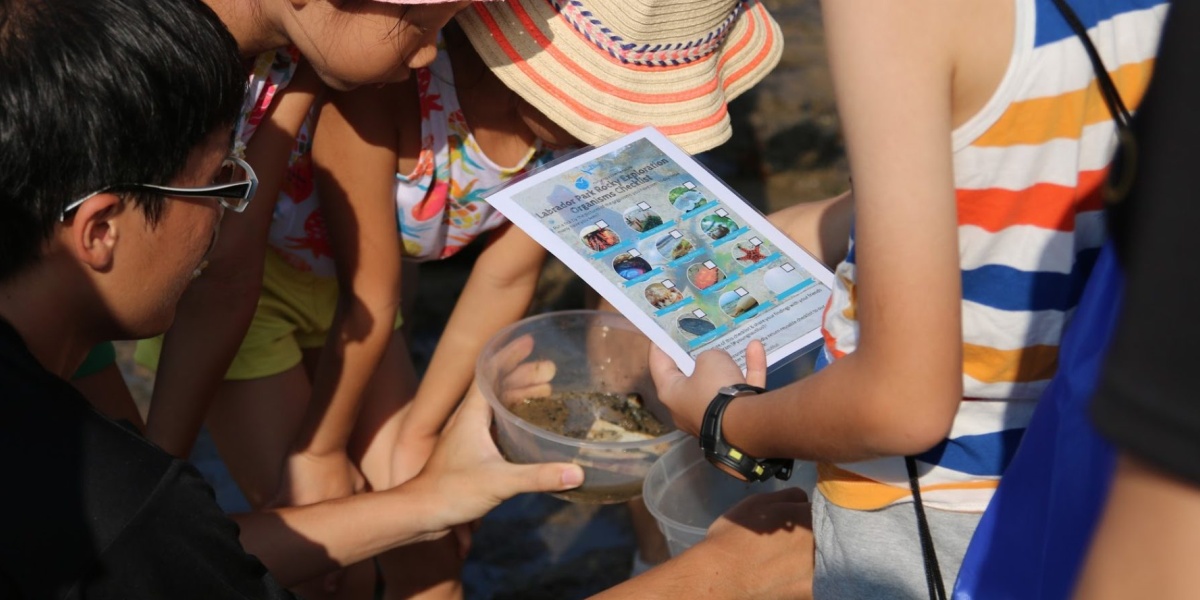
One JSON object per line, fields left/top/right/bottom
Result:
{"left": 209, "top": 0, "right": 782, "bottom": 591}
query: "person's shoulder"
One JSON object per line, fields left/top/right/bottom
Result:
{"left": 0, "top": 361, "right": 192, "bottom": 597}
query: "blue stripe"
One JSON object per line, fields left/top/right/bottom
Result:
{"left": 961, "top": 247, "right": 1099, "bottom": 312}
{"left": 668, "top": 249, "right": 705, "bottom": 268}
{"left": 775, "top": 278, "right": 816, "bottom": 301}
{"left": 713, "top": 227, "right": 750, "bottom": 247}
{"left": 687, "top": 324, "right": 730, "bottom": 348}
{"left": 621, "top": 267, "right": 663, "bottom": 288}
{"left": 654, "top": 296, "right": 694, "bottom": 317}
{"left": 739, "top": 255, "right": 778, "bottom": 276}
{"left": 915, "top": 428, "right": 1027, "bottom": 477}
{"left": 1034, "top": 0, "right": 1166, "bottom": 48}
{"left": 637, "top": 220, "right": 677, "bottom": 240}
{"left": 733, "top": 300, "right": 772, "bottom": 324}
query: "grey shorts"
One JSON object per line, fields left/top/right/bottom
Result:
{"left": 812, "top": 488, "right": 982, "bottom": 599}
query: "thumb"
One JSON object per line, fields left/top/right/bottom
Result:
{"left": 447, "top": 384, "right": 492, "bottom": 432}
{"left": 495, "top": 461, "right": 584, "bottom": 499}
{"left": 745, "top": 340, "right": 768, "bottom": 388}
{"left": 648, "top": 343, "right": 685, "bottom": 394}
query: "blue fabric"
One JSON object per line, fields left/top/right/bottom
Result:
{"left": 952, "top": 242, "right": 1123, "bottom": 600}
{"left": 960, "top": 246, "right": 1098, "bottom": 312}
{"left": 1034, "top": 0, "right": 1167, "bottom": 47}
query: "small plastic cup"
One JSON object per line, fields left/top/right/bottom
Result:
{"left": 477, "top": 310, "right": 687, "bottom": 504}
{"left": 643, "top": 439, "right": 817, "bottom": 556}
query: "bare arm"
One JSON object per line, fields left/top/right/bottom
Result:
{"left": 145, "top": 62, "right": 322, "bottom": 457}
{"left": 766, "top": 190, "right": 854, "bottom": 269}
{"left": 401, "top": 224, "right": 547, "bottom": 444}
{"left": 1075, "top": 456, "right": 1200, "bottom": 599}
{"left": 289, "top": 83, "right": 404, "bottom": 462}
{"left": 592, "top": 489, "right": 813, "bottom": 600}
{"left": 652, "top": 0, "right": 964, "bottom": 462}
{"left": 235, "top": 389, "right": 583, "bottom": 587}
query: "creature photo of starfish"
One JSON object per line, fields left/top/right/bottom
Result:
{"left": 734, "top": 242, "right": 768, "bottom": 265}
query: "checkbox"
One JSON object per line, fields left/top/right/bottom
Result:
{"left": 693, "top": 309, "right": 706, "bottom": 318}
{"left": 750, "top": 237, "right": 762, "bottom": 246}
{"left": 703, "top": 260, "right": 716, "bottom": 269}
{"left": 716, "top": 209, "right": 728, "bottom": 217}
{"left": 628, "top": 249, "right": 641, "bottom": 257}
{"left": 663, "top": 280, "right": 676, "bottom": 288}
{"left": 684, "top": 181, "right": 696, "bottom": 190}
{"left": 670, "top": 230, "right": 682, "bottom": 239}
{"left": 637, "top": 202, "right": 651, "bottom": 210}
{"left": 596, "top": 220, "right": 608, "bottom": 229}
{"left": 782, "top": 263, "right": 795, "bottom": 272}
{"left": 735, "top": 287, "right": 748, "bottom": 297}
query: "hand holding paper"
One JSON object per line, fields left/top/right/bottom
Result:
{"left": 648, "top": 340, "right": 767, "bottom": 436}
{"left": 485, "top": 127, "right": 834, "bottom": 379}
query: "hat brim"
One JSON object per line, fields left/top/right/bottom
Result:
{"left": 457, "top": 0, "right": 782, "bottom": 154}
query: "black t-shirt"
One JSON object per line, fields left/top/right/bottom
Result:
{"left": 1091, "top": 1, "right": 1200, "bottom": 485}
{"left": 0, "top": 320, "right": 296, "bottom": 599}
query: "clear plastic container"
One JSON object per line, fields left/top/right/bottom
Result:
{"left": 476, "top": 310, "right": 687, "bottom": 504}
{"left": 643, "top": 439, "right": 817, "bottom": 556}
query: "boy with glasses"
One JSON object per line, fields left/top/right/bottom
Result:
{"left": 0, "top": 0, "right": 584, "bottom": 596}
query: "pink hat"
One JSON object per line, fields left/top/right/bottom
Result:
{"left": 457, "top": 0, "right": 782, "bottom": 154}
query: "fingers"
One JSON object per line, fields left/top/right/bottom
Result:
{"left": 716, "top": 489, "right": 813, "bottom": 535}
{"left": 745, "top": 340, "right": 768, "bottom": 388}
{"left": 486, "top": 335, "right": 555, "bottom": 402}
{"left": 496, "top": 462, "right": 584, "bottom": 499}
{"left": 448, "top": 387, "right": 493, "bottom": 431}
{"left": 494, "top": 334, "right": 536, "bottom": 372}
{"left": 499, "top": 359, "right": 556, "bottom": 402}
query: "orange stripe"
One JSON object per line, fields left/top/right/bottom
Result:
{"left": 474, "top": 6, "right": 731, "bottom": 136}
{"left": 816, "top": 463, "right": 998, "bottom": 510}
{"left": 723, "top": 3, "right": 775, "bottom": 84}
{"left": 957, "top": 168, "right": 1108, "bottom": 232}
{"left": 504, "top": 1, "right": 777, "bottom": 101}
{"left": 963, "top": 342, "right": 1059, "bottom": 385}
{"left": 975, "top": 59, "right": 1153, "bottom": 147}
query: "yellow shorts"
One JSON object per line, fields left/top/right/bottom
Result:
{"left": 136, "top": 250, "right": 403, "bottom": 381}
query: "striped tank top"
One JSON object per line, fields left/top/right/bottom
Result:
{"left": 818, "top": 0, "right": 1169, "bottom": 512}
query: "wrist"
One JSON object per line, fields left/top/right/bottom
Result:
{"left": 701, "top": 385, "right": 792, "bottom": 482}
{"left": 394, "top": 472, "right": 454, "bottom": 540}
{"left": 289, "top": 444, "right": 349, "bottom": 460}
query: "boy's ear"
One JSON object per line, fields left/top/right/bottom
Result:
{"left": 69, "top": 193, "right": 124, "bottom": 272}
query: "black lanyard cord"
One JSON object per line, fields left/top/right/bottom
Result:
{"left": 1049, "top": 0, "right": 1134, "bottom": 131}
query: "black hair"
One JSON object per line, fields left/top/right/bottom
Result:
{"left": 0, "top": 0, "right": 246, "bottom": 281}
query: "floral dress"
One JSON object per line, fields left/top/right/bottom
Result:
{"left": 267, "top": 46, "right": 564, "bottom": 277}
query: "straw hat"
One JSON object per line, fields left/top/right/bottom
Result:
{"left": 457, "top": 0, "right": 782, "bottom": 154}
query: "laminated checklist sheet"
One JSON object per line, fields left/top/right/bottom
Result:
{"left": 487, "top": 127, "right": 834, "bottom": 376}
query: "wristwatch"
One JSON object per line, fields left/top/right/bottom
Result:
{"left": 699, "top": 384, "right": 793, "bottom": 482}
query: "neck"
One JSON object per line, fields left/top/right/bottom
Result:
{"left": 0, "top": 269, "right": 101, "bottom": 379}
{"left": 205, "top": 0, "right": 289, "bottom": 58}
